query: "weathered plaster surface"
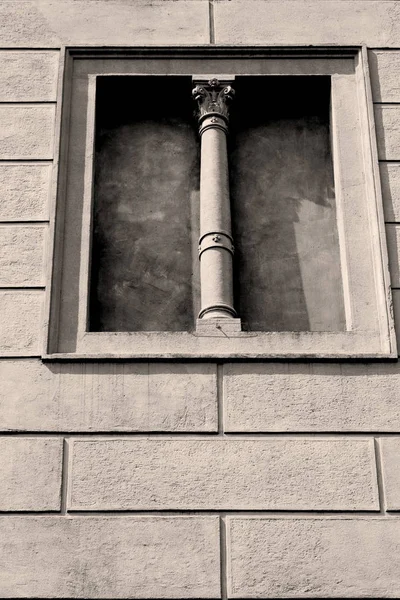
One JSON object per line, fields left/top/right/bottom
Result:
{"left": 0, "top": 51, "right": 58, "bottom": 102}
{"left": 0, "top": 516, "right": 220, "bottom": 598}
{"left": 380, "top": 163, "right": 400, "bottom": 222}
{"left": 375, "top": 105, "right": 400, "bottom": 161}
{"left": 0, "top": 164, "right": 51, "bottom": 221}
{"left": 0, "top": 225, "right": 46, "bottom": 286}
{"left": 0, "top": 360, "right": 217, "bottom": 431}
{"left": 224, "top": 362, "right": 400, "bottom": 431}
{"left": 214, "top": 1, "right": 400, "bottom": 47}
{"left": 0, "top": 105, "right": 55, "bottom": 160}
{"left": 380, "top": 438, "right": 400, "bottom": 510}
{"left": 0, "top": 437, "right": 62, "bottom": 511}
{"left": 0, "top": 1, "right": 210, "bottom": 47}
{"left": 0, "top": 291, "right": 43, "bottom": 356}
{"left": 69, "top": 438, "right": 378, "bottom": 510}
{"left": 228, "top": 517, "right": 400, "bottom": 598}
{"left": 370, "top": 50, "right": 400, "bottom": 104}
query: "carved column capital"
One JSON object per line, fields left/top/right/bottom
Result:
{"left": 192, "top": 77, "right": 235, "bottom": 131}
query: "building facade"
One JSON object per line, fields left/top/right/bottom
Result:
{"left": 2, "top": 0, "right": 400, "bottom": 597}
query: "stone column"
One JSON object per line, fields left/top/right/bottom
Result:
{"left": 192, "top": 77, "right": 241, "bottom": 331}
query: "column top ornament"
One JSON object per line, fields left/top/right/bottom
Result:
{"left": 192, "top": 78, "right": 235, "bottom": 123}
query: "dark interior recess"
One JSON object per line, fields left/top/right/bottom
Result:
{"left": 229, "top": 76, "right": 345, "bottom": 332}
{"left": 89, "top": 76, "right": 199, "bottom": 332}
{"left": 89, "top": 74, "right": 345, "bottom": 333}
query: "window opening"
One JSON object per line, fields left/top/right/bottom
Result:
{"left": 89, "top": 74, "right": 344, "bottom": 334}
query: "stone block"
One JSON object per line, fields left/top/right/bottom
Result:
{"left": 214, "top": 1, "right": 400, "bottom": 47}
{"left": 0, "top": 516, "right": 220, "bottom": 598}
{"left": 69, "top": 438, "right": 378, "bottom": 510}
{"left": 0, "top": 51, "right": 59, "bottom": 101}
{"left": 0, "top": 164, "right": 50, "bottom": 222}
{"left": 0, "top": 1, "right": 209, "bottom": 47}
{"left": 392, "top": 289, "right": 400, "bottom": 352}
{"left": 0, "top": 437, "right": 62, "bottom": 511}
{"left": 227, "top": 517, "right": 400, "bottom": 598}
{"left": 387, "top": 224, "right": 400, "bottom": 286}
{"left": 369, "top": 50, "right": 400, "bottom": 103}
{"left": 0, "top": 360, "right": 217, "bottom": 431}
{"left": 380, "top": 438, "right": 400, "bottom": 510}
{"left": 224, "top": 362, "right": 400, "bottom": 431}
{"left": 380, "top": 163, "right": 400, "bottom": 222}
{"left": 0, "top": 105, "right": 55, "bottom": 160}
{"left": 0, "top": 225, "right": 46, "bottom": 286}
{"left": 0, "top": 291, "right": 43, "bottom": 356}
{"left": 375, "top": 105, "right": 400, "bottom": 161}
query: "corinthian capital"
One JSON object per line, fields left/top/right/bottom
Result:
{"left": 192, "top": 77, "right": 235, "bottom": 123}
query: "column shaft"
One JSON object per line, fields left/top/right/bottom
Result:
{"left": 192, "top": 77, "right": 241, "bottom": 326}
{"left": 199, "top": 118, "right": 235, "bottom": 319}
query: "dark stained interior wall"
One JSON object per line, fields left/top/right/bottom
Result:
{"left": 90, "top": 75, "right": 345, "bottom": 333}
{"left": 89, "top": 76, "right": 199, "bottom": 332}
{"left": 230, "top": 76, "right": 346, "bottom": 331}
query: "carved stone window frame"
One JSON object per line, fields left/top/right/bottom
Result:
{"left": 44, "top": 46, "right": 396, "bottom": 359}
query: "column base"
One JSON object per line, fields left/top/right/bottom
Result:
{"left": 196, "top": 317, "right": 242, "bottom": 335}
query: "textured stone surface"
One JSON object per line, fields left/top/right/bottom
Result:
{"left": 0, "top": 437, "right": 62, "bottom": 511}
{"left": 0, "top": 225, "right": 46, "bottom": 286}
{"left": 0, "top": 105, "right": 55, "bottom": 160}
{"left": 387, "top": 224, "right": 400, "bottom": 286}
{"left": 230, "top": 76, "right": 344, "bottom": 333}
{"left": 228, "top": 517, "right": 400, "bottom": 598}
{"left": 0, "top": 1, "right": 209, "bottom": 47}
{"left": 370, "top": 50, "right": 400, "bottom": 103}
{"left": 392, "top": 289, "right": 400, "bottom": 352}
{"left": 214, "top": 1, "right": 400, "bottom": 46}
{"left": 69, "top": 438, "right": 378, "bottom": 510}
{"left": 0, "top": 361, "right": 217, "bottom": 431}
{"left": 0, "top": 516, "right": 220, "bottom": 598}
{"left": 0, "top": 51, "right": 59, "bottom": 101}
{"left": 224, "top": 362, "right": 400, "bottom": 431}
{"left": 380, "top": 163, "right": 400, "bottom": 222}
{"left": 91, "top": 76, "right": 198, "bottom": 333}
{"left": 0, "top": 291, "right": 43, "bottom": 356}
{"left": 380, "top": 438, "right": 400, "bottom": 510}
{"left": 375, "top": 105, "right": 400, "bottom": 161}
{"left": 0, "top": 164, "right": 50, "bottom": 221}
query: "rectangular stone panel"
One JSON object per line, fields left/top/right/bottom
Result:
{"left": 380, "top": 163, "right": 400, "bottom": 222}
{"left": 379, "top": 438, "right": 400, "bottom": 510}
{"left": 0, "top": 291, "right": 43, "bottom": 356}
{"left": 0, "top": 225, "right": 46, "bottom": 286}
{"left": 0, "top": 360, "right": 217, "bottom": 431}
{"left": 69, "top": 438, "right": 378, "bottom": 511}
{"left": 375, "top": 105, "right": 400, "bottom": 161}
{"left": 387, "top": 224, "right": 400, "bottom": 286}
{"left": 224, "top": 362, "right": 400, "bottom": 431}
{"left": 0, "top": 163, "right": 50, "bottom": 221}
{"left": 370, "top": 50, "right": 400, "bottom": 103}
{"left": 392, "top": 289, "right": 400, "bottom": 353}
{"left": 0, "top": 51, "right": 59, "bottom": 101}
{"left": 0, "top": 516, "right": 220, "bottom": 599}
{"left": 0, "top": 1, "right": 209, "bottom": 47}
{"left": 214, "top": 1, "right": 400, "bottom": 47}
{"left": 227, "top": 517, "right": 400, "bottom": 598}
{"left": 0, "top": 437, "right": 62, "bottom": 511}
{"left": 0, "top": 105, "right": 55, "bottom": 159}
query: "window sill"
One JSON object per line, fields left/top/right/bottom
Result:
{"left": 42, "top": 329, "right": 397, "bottom": 360}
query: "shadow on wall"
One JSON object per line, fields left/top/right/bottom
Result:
{"left": 230, "top": 76, "right": 346, "bottom": 332}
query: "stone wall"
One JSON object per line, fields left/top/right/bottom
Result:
{"left": 2, "top": 1, "right": 400, "bottom": 597}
